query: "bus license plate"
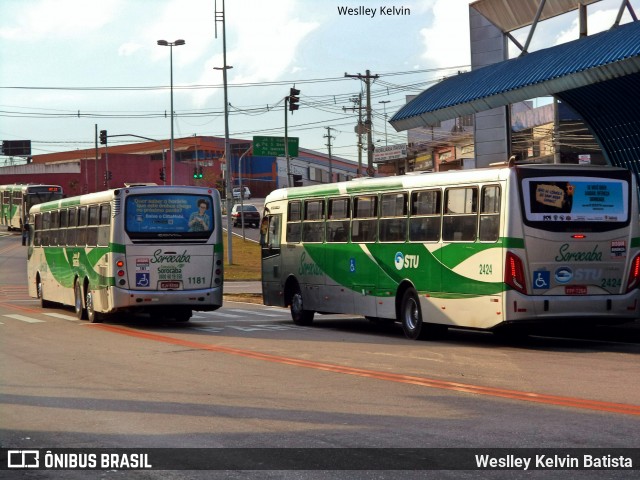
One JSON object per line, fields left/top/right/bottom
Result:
{"left": 160, "top": 281, "right": 181, "bottom": 289}
{"left": 565, "top": 285, "right": 587, "bottom": 295}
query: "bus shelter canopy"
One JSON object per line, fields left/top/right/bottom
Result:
{"left": 390, "top": 20, "right": 640, "bottom": 173}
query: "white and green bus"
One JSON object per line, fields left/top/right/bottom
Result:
{"left": 261, "top": 163, "right": 640, "bottom": 339}
{"left": 1, "top": 183, "right": 64, "bottom": 231}
{"left": 27, "top": 185, "right": 223, "bottom": 323}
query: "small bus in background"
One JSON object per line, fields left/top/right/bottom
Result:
{"left": 0, "top": 184, "right": 63, "bottom": 231}
{"left": 27, "top": 185, "right": 223, "bottom": 323}
{"left": 261, "top": 163, "right": 640, "bottom": 339}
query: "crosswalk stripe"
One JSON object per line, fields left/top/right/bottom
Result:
{"left": 3, "top": 314, "right": 45, "bottom": 324}
{"left": 43, "top": 313, "right": 79, "bottom": 321}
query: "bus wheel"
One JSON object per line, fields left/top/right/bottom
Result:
{"left": 37, "top": 276, "right": 53, "bottom": 309}
{"left": 291, "top": 288, "right": 314, "bottom": 326}
{"left": 74, "top": 281, "right": 87, "bottom": 320}
{"left": 175, "top": 308, "right": 192, "bottom": 322}
{"left": 400, "top": 288, "right": 427, "bottom": 340}
{"left": 86, "top": 290, "right": 103, "bottom": 323}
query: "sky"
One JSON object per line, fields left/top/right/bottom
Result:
{"left": 0, "top": 0, "right": 638, "bottom": 166}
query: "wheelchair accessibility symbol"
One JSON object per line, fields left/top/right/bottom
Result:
{"left": 136, "top": 272, "right": 150, "bottom": 287}
{"left": 533, "top": 270, "right": 550, "bottom": 289}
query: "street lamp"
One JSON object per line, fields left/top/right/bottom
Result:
{"left": 157, "top": 38, "right": 185, "bottom": 185}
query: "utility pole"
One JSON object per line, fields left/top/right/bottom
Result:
{"left": 379, "top": 100, "right": 390, "bottom": 146}
{"left": 324, "top": 126, "right": 335, "bottom": 182}
{"left": 215, "top": 0, "right": 233, "bottom": 264}
{"left": 345, "top": 70, "right": 379, "bottom": 176}
{"left": 343, "top": 94, "right": 363, "bottom": 176}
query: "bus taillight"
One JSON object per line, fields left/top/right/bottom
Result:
{"left": 505, "top": 251, "right": 527, "bottom": 295}
{"left": 626, "top": 254, "right": 640, "bottom": 292}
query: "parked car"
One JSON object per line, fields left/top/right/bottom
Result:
{"left": 230, "top": 203, "right": 260, "bottom": 227}
{"left": 232, "top": 186, "right": 251, "bottom": 199}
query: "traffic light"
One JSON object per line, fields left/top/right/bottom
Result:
{"left": 107, "top": 170, "right": 112, "bottom": 180}
{"left": 198, "top": 167, "right": 203, "bottom": 178}
{"left": 288, "top": 87, "right": 300, "bottom": 112}
{"left": 159, "top": 168, "right": 166, "bottom": 181}
{"left": 99, "top": 130, "right": 107, "bottom": 145}
{"left": 193, "top": 167, "right": 198, "bottom": 179}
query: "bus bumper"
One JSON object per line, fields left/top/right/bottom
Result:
{"left": 504, "top": 289, "right": 640, "bottom": 324}
{"left": 110, "top": 286, "right": 223, "bottom": 313}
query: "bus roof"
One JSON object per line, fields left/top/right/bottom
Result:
{"left": 28, "top": 185, "right": 217, "bottom": 214}
{"left": 266, "top": 164, "right": 630, "bottom": 202}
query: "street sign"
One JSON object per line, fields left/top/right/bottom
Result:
{"left": 253, "top": 136, "right": 299, "bottom": 157}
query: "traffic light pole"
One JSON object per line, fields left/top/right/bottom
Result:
{"left": 284, "top": 96, "right": 291, "bottom": 187}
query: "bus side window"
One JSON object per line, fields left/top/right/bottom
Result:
{"left": 268, "top": 215, "right": 281, "bottom": 249}
{"left": 286, "top": 201, "right": 302, "bottom": 243}
{"left": 33, "top": 213, "right": 42, "bottom": 246}
{"left": 58, "top": 208, "right": 68, "bottom": 246}
{"left": 41, "top": 211, "right": 51, "bottom": 246}
{"left": 409, "top": 189, "right": 441, "bottom": 242}
{"left": 302, "top": 199, "right": 325, "bottom": 243}
{"left": 86, "top": 205, "right": 99, "bottom": 246}
{"left": 352, "top": 195, "right": 377, "bottom": 243}
{"left": 379, "top": 192, "right": 407, "bottom": 242}
{"left": 479, "top": 185, "right": 501, "bottom": 242}
{"left": 77, "top": 206, "right": 88, "bottom": 246}
{"left": 326, "top": 197, "right": 350, "bottom": 243}
{"left": 98, "top": 203, "right": 111, "bottom": 246}
{"left": 443, "top": 187, "right": 478, "bottom": 242}
{"left": 67, "top": 208, "right": 78, "bottom": 246}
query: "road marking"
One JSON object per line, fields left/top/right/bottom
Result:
{"left": 93, "top": 323, "right": 640, "bottom": 417}
{"left": 43, "top": 313, "right": 79, "bottom": 321}
{"left": 228, "top": 308, "right": 284, "bottom": 318}
{"left": 3, "top": 314, "right": 45, "bottom": 324}
{"left": 200, "top": 311, "right": 242, "bottom": 318}
{"left": 192, "top": 327, "right": 224, "bottom": 333}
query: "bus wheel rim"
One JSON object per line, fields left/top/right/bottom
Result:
{"left": 405, "top": 297, "right": 419, "bottom": 330}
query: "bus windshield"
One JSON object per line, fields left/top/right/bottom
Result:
{"left": 125, "top": 193, "right": 214, "bottom": 240}
{"left": 25, "top": 186, "right": 64, "bottom": 212}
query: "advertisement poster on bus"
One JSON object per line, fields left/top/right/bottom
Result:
{"left": 523, "top": 177, "right": 628, "bottom": 222}
{"left": 125, "top": 194, "right": 213, "bottom": 233}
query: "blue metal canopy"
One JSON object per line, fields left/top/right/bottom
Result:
{"left": 390, "top": 20, "right": 640, "bottom": 172}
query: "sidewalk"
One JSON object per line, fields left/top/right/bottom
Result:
{"left": 224, "top": 280, "right": 262, "bottom": 294}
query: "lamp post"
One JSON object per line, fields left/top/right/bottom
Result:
{"left": 157, "top": 38, "right": 185, "bottom": 185}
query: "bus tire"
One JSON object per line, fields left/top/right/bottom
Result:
{"left": 86, "top": 290, "right": 104, "bottom": 324}
{"left": 175, "top": 308, "right": 192, "bottom": 322}
{"left": 37, "top": 275, "right": 54, "bottom": 309}
{"left": 74, "top": 280, "right": 87, "bottom": 320}
{"left": 400, "top": 288, "right": 427, "bottom": 340}
{"left": 291, "top": 288, "right": 314, "bottom": 326}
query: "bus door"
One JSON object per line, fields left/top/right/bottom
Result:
{"left": 261, "top": 214, "right": 283, "bottom": 306}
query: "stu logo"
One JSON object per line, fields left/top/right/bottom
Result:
{"left": 394, "top": 252, "right": 420, "bottom": 270}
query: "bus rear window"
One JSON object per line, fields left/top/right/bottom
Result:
{"left": 125, "top": 194, "right": 214, "bottom": 240}
{"left": 521, "top": 176, "right": 629, "bottom": 229}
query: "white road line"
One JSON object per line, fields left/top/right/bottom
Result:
{"left": 199, "top": 311, "right": 242, "bottom": 318}
{"left": 43, "top": 313, "right": 79, "bottom": 321}
{"left": 227, "top": 309, "right": 284, "bottom": 317}
{"left": 3, "top": 314, "right": 45, "bottom": 324}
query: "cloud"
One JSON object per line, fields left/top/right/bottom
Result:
{"left": 0, "top": 0, "right": 122, "bottom": 41}
{"left": 191, "top": 0, "right": 319, "bottom": 107}
{"left": 418, "top": 0, "right": 472, "bottom": 70}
